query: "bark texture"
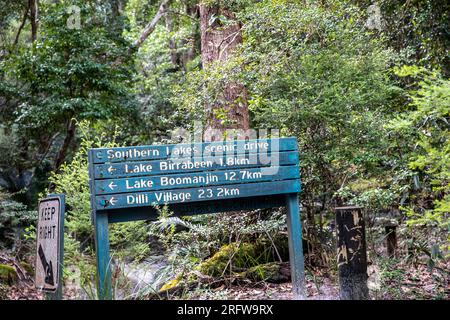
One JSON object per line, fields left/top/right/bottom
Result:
{"left": 29, "top": 0, "right": 38, "bottom": 42}
{"left": 335, "top": 206, "right": 369, "bottom": 300}
{"left": 131, "top": 0, "right": 172, "bottom": 52}
{"left": 199, "top": 5, "right": 249, "bottom": 141}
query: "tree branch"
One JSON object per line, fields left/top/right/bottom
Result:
{"left": 130, "top": 0, "right": 172, "bottom": 53}
{"left": 13, "top": 4, "right": 30, "bottom": 48}
{"left": 111, "top": 0, "right": 172, "bottom": 66}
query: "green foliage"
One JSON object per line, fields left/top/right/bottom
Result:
{"left": 0, "top": 0, "right": 139, "bottom": 195}
{"left": 109, "top": 221, "right": 150, "bottom": 262}
{"left": 149, "top": 208, "right": 288, "bottom": 286}
{"left": 123, "top": 0, "right": 199, "bottom": 142}
{"left": 388, "top": 66, "right": 449, "bottom": 250}
{"left": 0, "top": 189, "right": 37, "bottom": 248}
{"left": 0, "top": 264, "right": 17, "bottom": 284}
{"left": 47, "top": 120, "right": 150, "bottom": 266}
{"left": 242, "top": 262, "right": 285, "bottom": 282}
{"left": 2, "top": 0, "right": 136, "bottom": 129}
{"left": 0, "top": 0, "right": 448, "bottom": 299}
{"left": 175, "top": 1, "right": 397, "bottom": 212}
{"left": 374, "top": 0, "right": 449, "bottom": 74}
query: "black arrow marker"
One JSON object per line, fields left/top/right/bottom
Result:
{"left": 38, "top": 244, "right": 54, "bottom": 286}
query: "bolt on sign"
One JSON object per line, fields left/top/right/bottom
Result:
{"left": 35, "top": 194, "right": 65, "bottom": 293}
{"left": 88, "top": 137, "right": 305, "bottom": 299}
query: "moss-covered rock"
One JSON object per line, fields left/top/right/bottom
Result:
{"left": 0, "top": 264, "right": 17, "bottom": 284}
{"left": 159, "top": 274, "right": 182, "bottom": 293}
{"left": 196, "top": 242, "right": 259, "bottom": 277}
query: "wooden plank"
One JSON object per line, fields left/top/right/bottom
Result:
{"left": 91, "top": 137, "right": 298, "bottom": 164}
{"left": 94, "top": 165, "right": 300, "bottom": 195}
{"left": 93, "top": 151, "right": 299, "bottom": 179}
{"left": 95, "top": 179, "right": 300, "bottom": 210}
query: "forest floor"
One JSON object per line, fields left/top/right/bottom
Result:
{"left": 1, "top": 250, "right": 448, "bottom": 300}
{"left": 188, "top": 279, "right": 339, "bottom": 300}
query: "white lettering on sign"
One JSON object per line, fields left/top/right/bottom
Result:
{"left": 202, "top": 141, "right": 270, "bottom": 154}
{"left": 155, "top": 191, "right": 192, "bottom": 202}
{"left": 125, "top": 178, "right": 154, "bottom": 190}
{"left": 126, "top": 194, "right": 149, "bottom": 204}
{"left": 36, "top": 198, "right": 61, "bottom": 292}
{"left": 203, "top": 144, "right": 236, "bottom": 154}
{"left": 160, "top": 159, "right": 213, "bottom": 171}
{"left": 124, "top": 163, "right": 153, "bottom": 174}
{"left": 122, "top": 186, "right": 243, "bottom": 207}
{"left": 160, "top": 173, "right": 219, "bottom": 186}
{"left": 168, "top": 145, "right": 199, "bottom": 157}
{"left": 107, "top": 148, "right": 160, "bottom": 160}
{"left": 244, "top": 141, "right": 269, "bottom": 151}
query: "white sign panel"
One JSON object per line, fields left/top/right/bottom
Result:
{"left": 35, "top": 197, "right": 62, "bottom": 292}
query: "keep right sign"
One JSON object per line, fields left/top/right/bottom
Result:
{"left": 35, "top": 195, "right": 64, "bottom": 292}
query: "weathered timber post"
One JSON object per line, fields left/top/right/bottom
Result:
{"left": 385, "top": 225, "right": 397, "bottom": 258}
{"left": 334, "top": 206, "right": 369, "bottom": 300}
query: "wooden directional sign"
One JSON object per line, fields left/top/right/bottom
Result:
{"left": 93, "top": 151, "right": 299, "bottom": 179}
{"left": 35, "top": 194, "right": 65, "bottom": 293}
{"left": 87, "top": 137, "right": 305, "bottom": 300}
{"left": 91, "top": 138, "right": 297, "bottom": 163}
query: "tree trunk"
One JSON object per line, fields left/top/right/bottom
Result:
{"left": 199, "top": 4, "right": 249, "bottom": 141}
{"left": 54, "top": 119, "right": 76, "bottom": 170}
{"left": 13, "top": 4, "right": 30, "bottom": 47}
{"left": 29, "top": 0, "right": 38, "bottom": 42}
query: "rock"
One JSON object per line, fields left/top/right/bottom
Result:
{"left": 196, "top": 242, "right": 258, "bottom": 277}
{"left": 120, "top": 255, "right": 170, "bottom": 297}
{"left": 0, "top": 264, "right": 18, "bottom": 284}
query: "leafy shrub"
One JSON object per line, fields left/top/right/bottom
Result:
{"left": 0, "top": 190, "right": 36, "bottom": 249}
{"left": 149, "top": 207, "right": 289, "bottom": 287}
{"left": 46, "top": 120, "right": 150, "bottom": 285}
{"left": 388, "top": 66, "right": 449, "bottom": 254}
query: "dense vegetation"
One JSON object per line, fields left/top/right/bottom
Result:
{"left": 0, "top": 0, "right": 448, "bottom": 300}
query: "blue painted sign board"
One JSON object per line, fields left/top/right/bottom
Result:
{"left": 88, "top": 137, "right": 305, "bottom": 299}
{"left": 91, "top": 138, "right": 297, "bottom": 163}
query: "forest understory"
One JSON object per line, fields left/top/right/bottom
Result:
{"left": 0, "top": 0, "right": 449, "bottom": 300}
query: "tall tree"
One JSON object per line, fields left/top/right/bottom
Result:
{"left": 199, "top": 3, "right": 249, "bottom": 140}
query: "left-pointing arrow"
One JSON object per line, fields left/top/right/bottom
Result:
{"left": 109, "top": 197, "right": 117, "bottom": 206}
{"left": 107, "top": 166, "right": 116, "bottom": 174}
{"left": 108, "top": 182, "right": 117, "bottom": 190}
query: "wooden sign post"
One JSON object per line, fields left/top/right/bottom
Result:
{"left": 334, "top": 206, "right": 369, "bottom": 300}
{"left": 36, "top": 194, "right": 65, "bottom": 300}
{"left": 88, "top": 137, "right": 305, "bottom": 299}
